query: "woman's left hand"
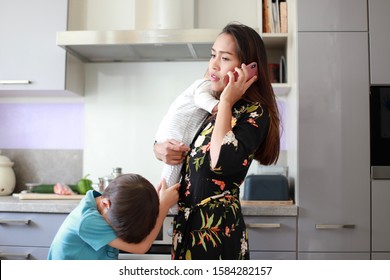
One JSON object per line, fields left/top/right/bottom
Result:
{"left": 220, "top": 63, "right": 257, "bottom": 107}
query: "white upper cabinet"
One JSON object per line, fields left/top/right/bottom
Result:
{"left": 369, "top": 0, "right": 390, "bottom": 85}
{"left": 0, "top": 0, "right": 84, "bottom": 96}
{"left": 297, "top": 0, "right": 367, "bottom": 32}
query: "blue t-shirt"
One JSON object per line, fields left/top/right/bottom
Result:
{"left": 48, "top": 190, "right": 118, "bottom": 260}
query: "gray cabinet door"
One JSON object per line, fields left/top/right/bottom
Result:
{"left": 297, "top": 32, "right": 370, "bottom": 252}
{"left": 245, "top": 216, "right": 296, "bottom": 251}
{"left": 0, "top": 212, "right": 67, "bottom": 247}
{"left": 372, "top": 180, "right": 390, "bottom": 252}
{"left": 0, "top": 246, "right": 49, "bottom": 260}
{"left": 369, "top": 0, "right": 390, "bottom": 84}
{"left": 0, "top": 0, "right": 67, "bottom": 91}
{"left": 297, "top": 0, "right": 367, "bottom": 32}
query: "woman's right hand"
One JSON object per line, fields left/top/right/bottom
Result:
{"left": 221, "top": 63, "right": 257, "bottom": 107}
{"left": 153, "top": 139, "right": 190, "bottom": 165}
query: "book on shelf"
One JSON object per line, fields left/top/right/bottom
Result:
{"left": 263, "top": 0, "right": 287, "bottom": 33}
{"left": 263, "top": 0, "right": 273, "bottom": 33}
{"left": 280, "top": 0, "right": 288, "bottom": 33}
{"left": 272, "top": 0, "right": 280, "bottom": 33}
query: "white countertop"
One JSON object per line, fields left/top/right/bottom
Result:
{"left": 0, "top": 195, "right": 80, "bottom": 213}
{"left": 0, "top": 195, "right": 298, "bottom": 216}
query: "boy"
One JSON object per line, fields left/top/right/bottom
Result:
{"left": 47, "top": 173, "right": 179, "bottom": 260}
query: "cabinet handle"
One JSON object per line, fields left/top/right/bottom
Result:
{"left": 315, "top": 224, "right": 355, "bottom": 229}
{"left": 0, "top": 252, "right": 31, "bottom": 260}
{"left": 0, "top": 219, "right": 31, "bottom": 225}
{"left": 246, "top": 223, "right": 281, "bottom": 229}
{"left": 0, "top": 80, "right": 31, "bottom": 85}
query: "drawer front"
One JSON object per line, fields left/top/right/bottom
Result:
{"left": 250, "top": 251, "right": 296, "bottom": 260}
{"left": 372, "top": 180, "right": 390, "bottom": 251}
{"left": 298, "top": 252, "right": 370, "bottom": 260}
{"left": 0, "top": 245, "right": 49, "bottom": 260}
{"left": 372, "top": 253, "right": 390, "bottom": 260}
{"left": 244, "top": 216, "right": 296, "bottom": 251}
{"left": 0, "top": 212, "right": 67, "bottom": 246}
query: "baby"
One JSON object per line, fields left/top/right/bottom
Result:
{"left": 155, "top": 78, "right": 219, "bottom": 212}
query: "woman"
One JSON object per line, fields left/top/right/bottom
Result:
{"left": 154, "top": 23, "right": 280, "bottom": 260}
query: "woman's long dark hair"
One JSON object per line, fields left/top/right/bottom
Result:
{"left": 221, "top": 23, "right": 281, "bottom": 165}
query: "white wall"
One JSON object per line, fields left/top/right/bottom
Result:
{"left": 83, "top": 61, "right": 208, "bottom": 186}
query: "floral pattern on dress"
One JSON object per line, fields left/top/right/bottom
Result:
{"left": 172, "top": 101, "right": 269, "bottom": 260}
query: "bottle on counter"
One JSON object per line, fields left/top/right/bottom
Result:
{"left": 103, "top": 167, "right": 122, "bottom": 189}
{"left": 98, "top": 177, "right": 105, "bottom": 192}
{"left": 112, "top": 167, "right": 122, "bottom": 178}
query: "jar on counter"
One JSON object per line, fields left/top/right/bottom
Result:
{"left": 0, "top": 151, "right": 16, "bottom": 196}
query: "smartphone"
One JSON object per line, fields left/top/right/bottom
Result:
{"left": 224, "top": 62, "right": 258, "bottom": 84}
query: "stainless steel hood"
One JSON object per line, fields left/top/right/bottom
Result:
{"left": 56, "top": 28, "right": 286, "bottom": 63}
{"left": 56, "top": 29, "right": 221, "bottom": 62}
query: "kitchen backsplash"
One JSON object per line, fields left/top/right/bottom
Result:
{"left": 0, "top": 102, "right": 84, "bottom": 193}
{"left": 0, "top": 103, "right": 84, "bottom": 149}
{"left": 1, "top": 149, "right": 83, "bottom": 193}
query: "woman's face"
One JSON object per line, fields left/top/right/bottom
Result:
{"left": 208, "top": 33, "right": 241, "bottom": 92}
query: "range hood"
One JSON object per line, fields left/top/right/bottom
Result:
{"left": 57, "top": 0, "right": 284, "bottom": 63}
{"left": 56, "top": 28, "right": 220, "bottom": 62}
{"left": 56, "top": 28, "right": 286, "bottom": 63}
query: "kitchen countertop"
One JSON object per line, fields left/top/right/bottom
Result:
{"left": 0, "top": 195, "right": 298, "bottom": 216}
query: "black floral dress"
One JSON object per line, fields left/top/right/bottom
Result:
{"left": 172, "top": 99, "right": 270, "bottom": 260}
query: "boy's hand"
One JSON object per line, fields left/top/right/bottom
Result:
{"left": 157, "top": 179, "right": 180, "bottom": 211}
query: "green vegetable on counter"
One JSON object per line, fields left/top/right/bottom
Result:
{"left": 31, "top": 184, "right": 79, "bottom": 194}
{"left": 30, "top": 184, "right": 54, "bottom": 193}
{"left": 76, "top": 174, "right": 93, "bottom": 194}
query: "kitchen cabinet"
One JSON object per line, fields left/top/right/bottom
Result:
{"left": 297, "top": 31, "right": 370, "bottom": 259}
{"left": 0, "top": 0, "right": 84, "bottom": 96}
{"left": 0, "top": 212, "right": 67, "bottom": 260}
{"left": 371, "top": 180, "right": 390, "bottom": 258}
{"left": 245, "top": 215, "right": 297, "bottom": 260}
{"left": 297, "top": 0, "right": 370, "bottom": 260}
{"left": 297, "top": 0, "right": 367, "bottom": 32}
{"left": 368, "top": 0, "right": 390, "bottom": 85}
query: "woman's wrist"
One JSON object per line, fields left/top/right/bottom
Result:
{"left": 218, "top": 97, "right": 235, "bottom": 110}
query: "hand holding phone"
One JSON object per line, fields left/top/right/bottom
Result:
{"left": 224, "top": 62, "right": 258, "bottom": 85}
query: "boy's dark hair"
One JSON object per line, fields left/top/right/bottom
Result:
{"left": 102, "top": 173, "right": 159, "bottom": 244}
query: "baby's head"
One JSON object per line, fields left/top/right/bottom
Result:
{"left": 102, "top": 173, "right": 159, "bottom": 243}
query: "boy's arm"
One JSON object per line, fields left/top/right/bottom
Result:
{"left": 109, "top": 180, "right": 179, "bottom": 254}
